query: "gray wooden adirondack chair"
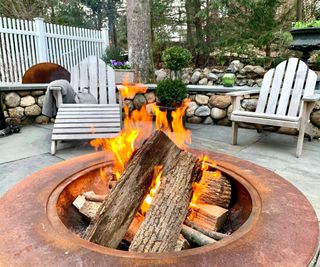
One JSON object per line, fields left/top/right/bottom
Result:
{"left": 50, "top": 56, "right": 121, "bottom": 155}
{"left": 228, "top": 58, "right": 320, "bottom": 157}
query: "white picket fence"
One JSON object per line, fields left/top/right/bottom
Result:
{"left": 0, "top": 17, "right": 109, "bottom": 84}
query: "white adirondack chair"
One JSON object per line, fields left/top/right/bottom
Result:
{"left": 50, "top": 56, "right": 121, "bottom": 155}
{"left": 228, "top": 58, "right": 320, "bottom": 157}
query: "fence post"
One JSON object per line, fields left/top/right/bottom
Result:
{"left": 101, "top": 27, "right": 109, "bottom": 52}
{"left": 34, "top": 17, "right": 48, "bottom": 62}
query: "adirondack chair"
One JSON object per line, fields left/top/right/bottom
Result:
{"left": 50, "top": 56, "right": 121, "bottom": 155}
{"left": 228, "top": 58, "right": 320, "bottom": 157}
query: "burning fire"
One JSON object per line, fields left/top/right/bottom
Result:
{"left": 91, "top": 80, "right": 218, "bottom": 211}
{"left": 140, "top": 166, "right": 162, "bottom": 215}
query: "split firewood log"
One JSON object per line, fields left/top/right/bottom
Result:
{"left": 184, "top": 220, "right": 228, "bottom": 240}
{"left": 129, "top": 150, "right": 202, "bottom": 253}
{"left": 197, "top": 170, "right": 232, "bottom": 209}
{"left": 181, "top": 225, "right": 216, "bottom": 246}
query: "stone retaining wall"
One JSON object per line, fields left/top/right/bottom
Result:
{"left": 1, "top": 90, "right": 51, "bottom": 125}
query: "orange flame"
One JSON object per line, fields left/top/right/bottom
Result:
{"left": 140, "top": 166, "right": 163, "bottom": 215}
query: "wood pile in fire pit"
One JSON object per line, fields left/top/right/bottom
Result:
{"left": 73, "top": 130, "right": 232, "bottom": 252}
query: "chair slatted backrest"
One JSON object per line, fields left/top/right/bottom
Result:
{"left": 70, "top": 56, "right": 116, "bottom": 104}
{"left": 255, "top": 58, "right": 317, "bottom": 118}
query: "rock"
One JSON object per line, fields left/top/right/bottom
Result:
{"left": 20, "top": 96, "right": 36, "bottom": 107}
{"left": 237, "top": 74, "right": 246, "bottom": 79}
{"left": 217, "top": 118, "right": 232, "bottom": 126}
{"left": 24, "top": 104, "right": 41, "bottom": 116}
{"left": 207, "top": 81, "right": 214, "bottom": 86}
{"left": 314, "top": 100, "right": 320, "bottom": 110}
{"left": 186, "top": 102, "right": 198, "bottom": 117}
{"left": 133, "top": 94, "right": 147, "bottom": 110}
{"left": 203, "top": 117, "right": 213, "bottom": 125}
{"left": 145, "top": 92, "right": 156, "bottom": 103}
{"left": 124, "top": 99, "right": 135, "bottom": 112}
{"left": 211, "top": 107, "right": 227, "bottom": 120}
{"left": 247, "top": 79, "right": 255, "bottom": 87}
{"left": 195, "top": 106, "right": 210, "bottom": 117}
{"left": 187, "top": 116, "right": 202, "bottom": 124}
{"left": 311, "top": 110, "right": 320, "bottom": 127}
{"left": 229, "top": 60, "right": 244, "bottom": 73}
{"left": 155, "top": 69, "right": 167, "bottom": 82}
{"left": 207, "top": 73, "right": 219, "bottom": 81}
{"left": 195, "top": 94, "right": 209, "bottom": 105}
{"left": 241, "top": 99, "right": 258, "bottom": 111}
{"left": 256, "top": 79, "right": 263, "bottom": 87}
{"left": 35, "top": 115, "right": 50, "bottom": 124}
{"left": 8, "top": 107, "right": 24, "bottom": 119}
{"left": 5, "top": 92, "right": 20, "bottom": 108}
{"left": 209, "top": 95, "right": 231, "bottom": 109}
{"left": 183, "top": 67, "right": 194, "bottom": 75}
{"left": 37, "top": 95, "right": 45, "bottom": 107}
{"left": 203, "top": 68, "right": 211, "bottom": 76}
{"left": 146, "top": 103, "right": 156, "bottom": 116}
{"left": 253, "top": 66, "right": 266, "bottom": 76}
{"left": 198, "top": 78, "right": 208, "bottom": 85}
{"left": 50, "top": 118, "right": 55, "bottom": 123}
{"left": 237, "top": 80, "right": 247, "bottom": 86}
{"left": 4, "top": 111, "right": 8, "bottom": 118}
{"left": 189, "top": 94, "right": 196, "bottom": 101}
{"left": 17, "top": 91, "right": 30, "bottom": 97}
{"left": 6, "top": 117, "right": 20, "bottom": 125}
{"left": 307, "top": 122, "right": 320, "bottom": 138}
{"left": 181, "top": 73, "right": 191, "bottom": 84}
{"left": 240, "top": 65, "right": 255, "bottom": 74}
{"left": 31, "top": 90, "right": 45, "bottom": 96}
{"left": 212, "top": 68, "right": 224, "bottom": 73}
{"left": 278, "top": 127, "right": 298, "bottom": 135}
{"left": 21, "top": 116, "right": 35, "bottom": 125}
{"left": 191, "top": 71, "right": 202, "bottom": 84}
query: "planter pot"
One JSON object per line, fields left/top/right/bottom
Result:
{"left": 157, "top": 104, "right": 186, "bottom": 130}
{"left": 289, "top": 27, "right": 320, "bottom": 62}
{"left": 114, "top": 69, "right": 135, "bottom": 84}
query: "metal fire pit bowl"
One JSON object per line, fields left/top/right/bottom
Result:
{"left": 0, "top": 150, "right": 318, "bottom": 266}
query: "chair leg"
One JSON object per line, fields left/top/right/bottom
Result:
{"left": 254, "top": 124, "right": 263, "bottom": 133}
{"left": 232, "top": 122, "right": 238, "bottom": 145}
{"left": 296, "top": 128, "right": 305, "bottom": 158}
{"left": 51, "top": 140, "right": 57, "bottom": 155}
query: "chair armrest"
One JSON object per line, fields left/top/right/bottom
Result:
{"left": 302, "top": 94, "right": 320, "bottom": 102}
{"left": 226, "top": 89, "right": 260, "bottom": 97}
{"left": 48, "top": 86, "right": 62, "bottom": 91}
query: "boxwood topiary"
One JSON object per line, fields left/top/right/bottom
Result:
{"left": 162, "top": 46, "right": 192, "bottom": 72}
{"left": 155, "top": 78, "right": 188, "bottom": 107}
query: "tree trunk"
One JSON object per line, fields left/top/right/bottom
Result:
{"left": 127, "top": 0, "right": 154, "bottom": 83}
{"left": 84, "top": 131, "right": 184, "bottom": 248}
{"left": 296, "top": 0, "right": 302, "bottom": 21}
{"left": 185, "top": 0, "right": 195, "bottom": 54}
{"left": 129, "top": 151, "right": 202, "bottom": 253}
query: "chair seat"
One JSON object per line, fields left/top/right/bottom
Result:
{"left": 52, "top": 104, "right": 121, "bottom": 140}
{"left": 232, "top": 111, "right": 300, "bottom": 122}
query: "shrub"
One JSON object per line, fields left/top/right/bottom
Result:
{"left": 293, "top": 20, "right": 320, "bottom": 29}
{"left": 162, "top": 46, "right": 192, "bottom": 71}
{"left": 102, "top": 47, "right": 126, "bottom": 64}
{"left": 155, "top": 78, "right": 187, "bottom": 107}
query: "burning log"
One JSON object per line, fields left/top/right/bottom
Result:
{"left": 84, "top": 130, "right": 189, "bottom": 248}
{"left": 197, "top": 171, "right": 232, "bottom": 209}
{"left": 129, "top": 151, "right": 202, "bottom": 253}
{"left": 181, "top": 225, "right": 216, "bottom": 246}
{"left": 123, "top": 213, "right": 144, "bottom": 243}
{"left": 184, "top": 220, "right": 228, "bottom": 241}
{"left": 189, "top": 204, "right": 229, "bottom": 232}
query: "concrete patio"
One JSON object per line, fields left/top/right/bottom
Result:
{"left": 0, "top": 123, "right": 319, "bottom": 265}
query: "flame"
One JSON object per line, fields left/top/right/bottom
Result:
{"left": 140, "top": 166, "right": 163, "bottom": 215}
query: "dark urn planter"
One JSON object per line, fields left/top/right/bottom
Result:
{"left": 289, "top": 27, "right": 320, "bottom": 63}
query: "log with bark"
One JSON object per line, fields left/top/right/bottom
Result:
{"left": 184, "top": 220, "right": 228, "bottom": 241}
{"left": 181, "top": 225, "right": 216, "bottom": 246}
{"left": 84, "top": 130, "right": 192, "bottom": 249}
{"left": 129, "top": 150, "right": 202, "bottom": 253}
{"left": 197, "top": 170, "right": 232, "bottom": 209}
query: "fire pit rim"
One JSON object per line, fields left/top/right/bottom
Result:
{"left": 46, "top": 157, "right": 262, "bottom": 259}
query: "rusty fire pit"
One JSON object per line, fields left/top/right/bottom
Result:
{"left": 0, "top": 149, "right": 318, "bottom": 266}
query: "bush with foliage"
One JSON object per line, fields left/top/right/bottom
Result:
{"left": 162, "top": 46, "right": 192, "bottom": 72}
{"left": 102, "top": 47, "right": 127, "bottom": 64}
{"left": 293, "top": 20, "right": 320, "bottom": 29}
{"left": 155, "top": 79, "right": 187, "bottom": 107}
